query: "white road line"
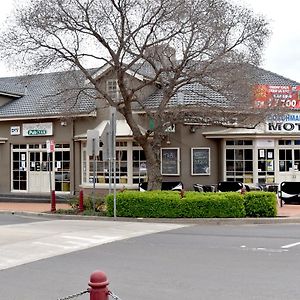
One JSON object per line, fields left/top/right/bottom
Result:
{"left": 33, "top": 241, "right": 74, "bottom": 250}
{"left": 61, "top": 235, "right": 102, "bottom": 243}
{"left": 281, "top": 242, "right": 300, "bottom": 249}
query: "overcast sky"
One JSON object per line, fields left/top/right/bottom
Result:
{"left": 0, "top": 0, "right": 299, "bottom": 82}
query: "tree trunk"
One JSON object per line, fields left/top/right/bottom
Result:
{"left": 142, "top": 139, "right": 162, "bottom": 190}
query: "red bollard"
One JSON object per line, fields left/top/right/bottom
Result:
{"left": 89, "top": 270, "right": 109, "bottom": 300}
{"left": 79, "top": 190, "right": 84, "bottom": 212}
{"left": 51, "top": 190, "right": 56, "bottom": 212}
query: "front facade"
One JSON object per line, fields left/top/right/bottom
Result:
{"left": 0, "top": 66, "right": 299, "bottom": 197}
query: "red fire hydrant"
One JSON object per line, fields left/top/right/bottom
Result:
{"left": 89, "top": 270, "right": 109, "bottom": 300}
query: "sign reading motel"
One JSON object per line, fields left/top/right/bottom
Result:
{"left": 266, "top": 114, "right": 300, "bottom": 133}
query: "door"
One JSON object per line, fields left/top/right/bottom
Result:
{"left": 257, "top": 149, "right": 275, "bottom": 184}
{"left": 29, "top": 151, "right": 52, "bottom": 193}
{"left": 277, "top": 148, "right": 300, "bottom": 183}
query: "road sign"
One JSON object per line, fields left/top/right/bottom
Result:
{"left": 46, "top": 139, "right": 55, "bottom": 153}
{"left": 87, "top": 130, "right": 100, "bottom": 156}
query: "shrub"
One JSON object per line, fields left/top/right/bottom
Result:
{"left": 106, "top": 191, "right": 246, "bottom": 218}
{"left": 68, "top": 194, "right": 106, "bottom": 214}
{"left": 244, "top": 192, "right": 277, "bottom": 217}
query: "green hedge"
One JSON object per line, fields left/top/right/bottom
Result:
{"left": 106, "top": 191, "right": 246, "bottom": 218}
{"left": 244, "top": 191, "right": 277, "bottom": 217}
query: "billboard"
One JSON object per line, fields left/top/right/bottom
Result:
{"left": 254, "top": 85, "right": 300, "bottom": 109}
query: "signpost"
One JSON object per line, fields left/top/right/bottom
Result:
{"left": 87, "top": 130, "right": 100, "bottom": 213}
{"left": 46, "top": 139, "right": 55, "bottom": 212}
{"left": 86, "top": 108, "right": 117, "bottom": 218}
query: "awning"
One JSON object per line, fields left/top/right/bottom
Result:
{"left": 74, "top": 119, "right": 146, "bottom": 140}
{"left": 203, "top": 127, "right": 265, "bottom": 138}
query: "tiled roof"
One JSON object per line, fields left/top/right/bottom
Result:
{"left": 0, "top": 63, "right": 298, "bottom": 120}
{"left": 0, "top": 70, "right": 97, "bottom": 119}
{"left": 140, "top": 65, "right": 300, "bottom": 110}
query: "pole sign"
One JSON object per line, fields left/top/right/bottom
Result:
{"left": 46, "top": 139, "right": 55, "bottom": 153}
{"left": 87, "top": 129, "right": 100, "bottom": 156}
{"left": 100, "top": 122, "right": 110, "bottom": 161}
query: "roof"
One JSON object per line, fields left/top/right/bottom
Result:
{"left": 0, "top": 62, "right": 298, "bottom": 120}
{"left": 140, "top": 65, "right": 300, "bottom": 110}
{"left": 0, "top": 70, "right": 97, "bottom": 120}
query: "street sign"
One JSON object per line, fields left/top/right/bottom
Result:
{"left": 87, "top": 129, "right": 100, "bottom": 156}
{"left": 46, "top": 139, "right": 55, "bottom": 153}
{"left": 100, "top": 122, "right": 110, "bottom": 161}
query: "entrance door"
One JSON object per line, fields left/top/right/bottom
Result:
{"left": 29, "top": 152, "right": 52, "bottom": 193}
{"left": 257, "top": 149, "right": 275, "bottom": 184}
{"left": 277, "top": 148, "right": 300, "bottom": 183}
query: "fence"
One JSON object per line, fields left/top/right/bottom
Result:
{"left": 57, "top": 270, "right": 122, "bottom": 300}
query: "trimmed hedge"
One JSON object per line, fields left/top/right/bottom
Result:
{"left": 106, "top": 191, "right": 246, "bottom": 218}
{"left": 244, "top": 191, "right": 277, "bottom": 217}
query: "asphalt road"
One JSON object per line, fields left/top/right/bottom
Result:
{"left": 1, "top": 215, "right": 300, "bottom": 299}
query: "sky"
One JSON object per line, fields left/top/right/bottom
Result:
{"left": 0, "top": 0, "right": 300, "bottom": 82}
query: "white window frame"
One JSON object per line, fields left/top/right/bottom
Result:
{"left": 106, "top": 79, "right": 120, "bottom": 100}
{"left": 191, "top": 147, "right": 210, "bottom": 175}
{"left": 161, "top": 147, "right": 180, "bottom": 176}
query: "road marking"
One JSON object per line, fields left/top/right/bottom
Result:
{"left": 281, "top": 242, "right": 300, "bottom": 249}
{"left": 0, "top": 219, "right": 188, "bottom": 270}
{"left": 33, "top": 241, "right": 74, "bottom": 250}
{"left": 240, "top": 245, "right": 288, "bottom": 253}
{"left": 61, "top": 235, "right": 101, "bottom": 243}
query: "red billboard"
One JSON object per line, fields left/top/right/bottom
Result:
{"left": 254, "top": 85, "right": 300, "bottom": 109}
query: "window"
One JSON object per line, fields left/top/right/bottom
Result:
{"left": 225, "top": 140, "right": 253, "bottom": 183}
{"left": 132, "top": 149, "right": 147, "bottom": 183}
{"left": 106, "top": 79, "right": 121, "bottom": 100}
{"left": 12, "top": 149, "right": 27, "bottom": 191}
{"left": 82, "top": 141, "right": 146, "bottom": 185}
{"left": 54, "top": 145, "right": 71, "bottom": 191}
{"left": 278, "top": 140, "right": 300, "bottom": 172}
{"left": 161, "top": 148, "right": 180, "bottom": 175}
{"left": 279, "top": 149, "right": 294, "bottom": 171}
{"left": 191, "top": 148, "right": 210, "bottom": 175}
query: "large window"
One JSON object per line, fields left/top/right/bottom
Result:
{"left": 12, "top": 145, "right": 27, "bottom": 191}
{"left": 11, "top": 143, "right": 70, "bottom": 192}
{"left": 191, "top": 148, "right": 210, "bottom": 175}
{"left": 82, "top": 141, "right": 146, "bottom": 185}
{"left": 161, "top": 148, "right": 180, "bottom": 175}
{"left": 225, "top": 140, "right": 253, "bottom": 183}
{"left": 278, "top": 140, "right": 300, "bottom": 171}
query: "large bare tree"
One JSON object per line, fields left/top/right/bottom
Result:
{"left": 0, "top": 0, "right": 270, "bottom": 189}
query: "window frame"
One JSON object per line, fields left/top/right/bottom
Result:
{"left": 191, "top": 147, "right": 210, "bottom": 176}
{"left": 160, "top": 147, "right": 180, "bottom": 176}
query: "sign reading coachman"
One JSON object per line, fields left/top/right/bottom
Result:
{"left": 267, "top": 114, "right": 300, "bottom": 133}
{"left": 23, "top": 122, "right": 53, "bottom": 136}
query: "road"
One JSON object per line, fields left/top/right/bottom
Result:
{"left": 1, "top": 214, "right": 300, "bottom": 299}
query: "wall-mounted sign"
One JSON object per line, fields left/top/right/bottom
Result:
{"left": 266, "top": 114, "right": 300, "bottom": 133}
{"left": 23, "top": 122, "right": 53, "bottom": 136}
{"left": 165, "top": 124, "right": 175, "bottom": 133}
{"left": 254, "top": 85, "right": 300, "bottom": 109}
{"left": 10, "top": 126, "right": 21, "bottom": 136}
